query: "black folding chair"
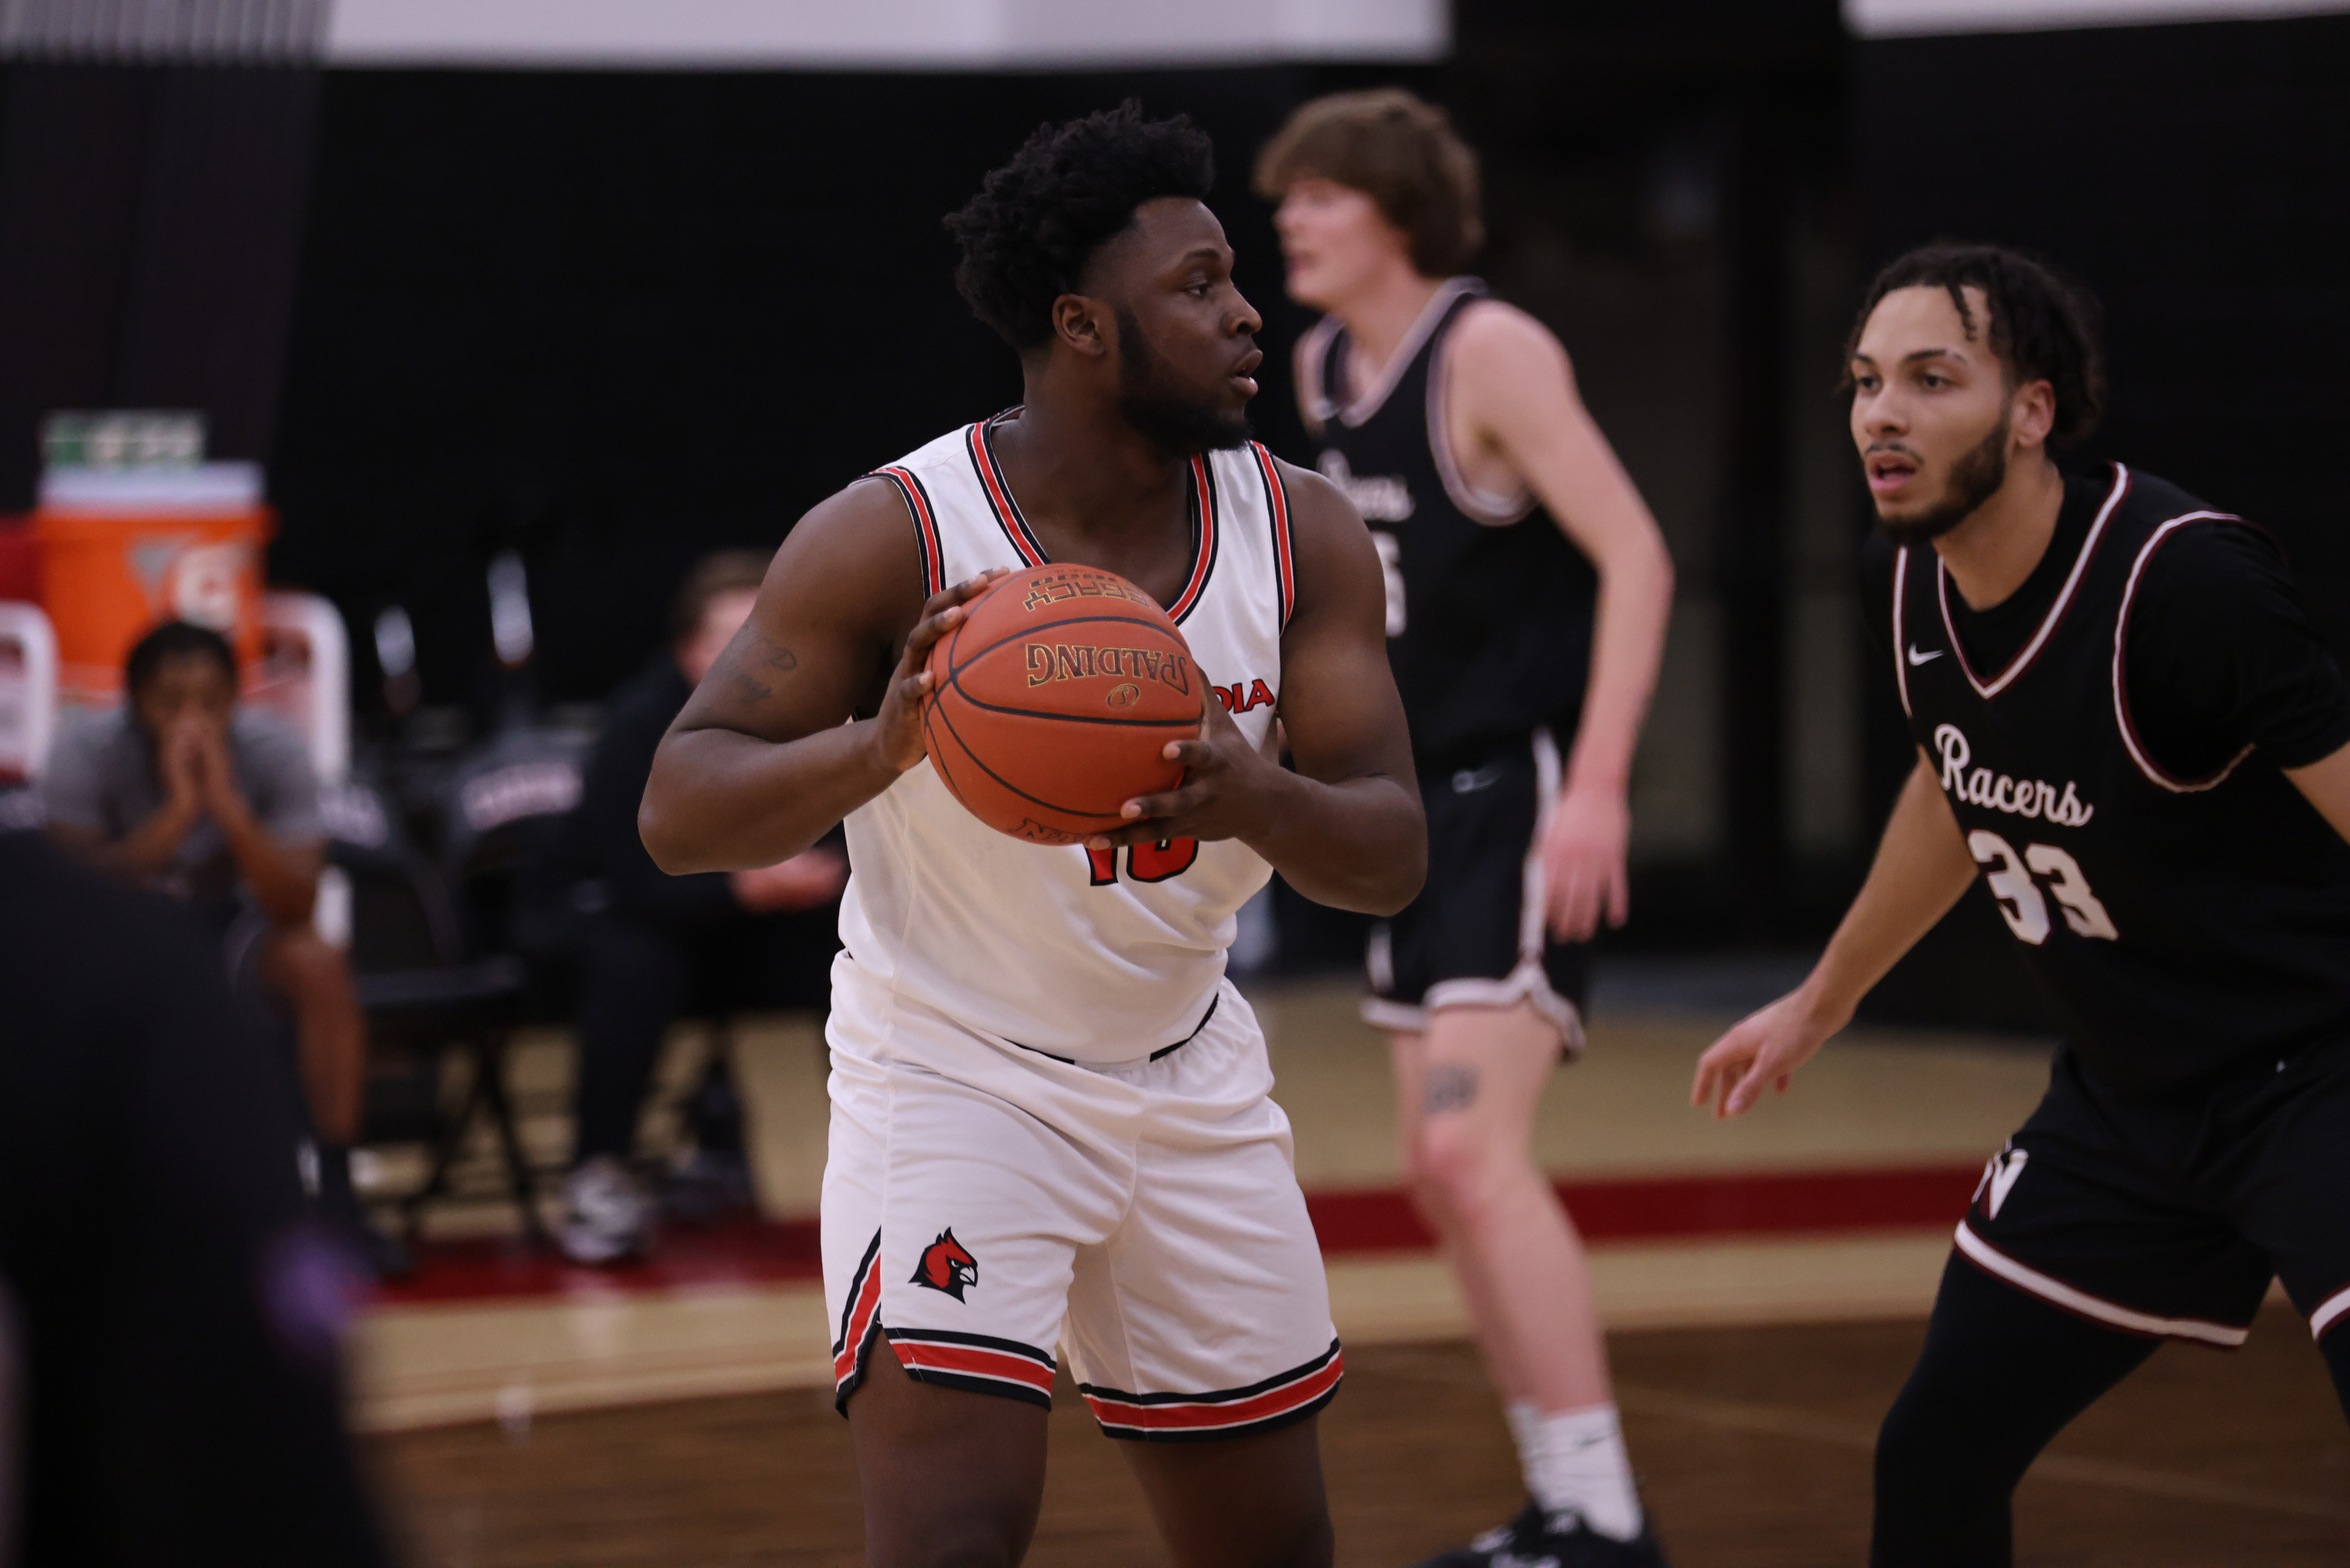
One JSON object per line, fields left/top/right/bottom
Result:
{"left": 329, "top": 773, "right": 543, "bottom": 1244}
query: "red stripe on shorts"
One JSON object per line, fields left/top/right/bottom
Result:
{"left": 889, "top": 1337, "right": 1057, "bottom": 1396}
{"left": 1082, "top": 1350, "right": 1344, "bottom": 1434}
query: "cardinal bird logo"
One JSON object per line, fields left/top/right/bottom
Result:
{"left": 910, "top": 1229, "right": 979, "bottom": 1300}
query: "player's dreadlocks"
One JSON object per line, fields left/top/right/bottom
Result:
{"left": 1847, "top": 243, "right": 2108, "bottom": 449}
{"left": 946, "top": 101, "right": 1216, "bottom": 351}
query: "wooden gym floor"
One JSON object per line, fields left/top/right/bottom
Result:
{"left": 376, "top": 1307, "right": 2350, "bottom": 1566}
{"left": 351, "top": 975, "right": 2350, "bottom": 1563}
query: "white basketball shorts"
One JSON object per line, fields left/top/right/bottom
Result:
{"left": 820, "top": 953, "right": 1342, "bottom": 1441}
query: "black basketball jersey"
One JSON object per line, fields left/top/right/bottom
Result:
{"left": 1303, "top": 278, "right": 1596, "bottom": 765}
{"left": 1894, "top": 463, "right": 2350, "bottom": 1098}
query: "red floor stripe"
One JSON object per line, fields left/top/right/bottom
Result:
{"left": 1305, "top": 1165, "right": 1984, "bottom": 1254}
{"left": 372, "top": 1165, "right": 1983, "bottom": 1307}
{"left": 376, "top": 1214, "right": 822, "bottom": 1305}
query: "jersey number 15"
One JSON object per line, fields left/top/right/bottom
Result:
{"left": 1967, "top": 829, "right": 2119, "bottom": 945}
{"left": 1086, "top": 838, "right": 1199, "bottom": 886}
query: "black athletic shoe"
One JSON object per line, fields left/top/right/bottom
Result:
{"left": 1411, "top": 1500, "right": 1669, "bottom": 1568}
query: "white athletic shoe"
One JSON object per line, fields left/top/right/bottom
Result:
{"left": 560, "top": 1155, "right": 650, "bottom": 1265}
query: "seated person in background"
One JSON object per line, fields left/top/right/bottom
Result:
{"left": 41, "top": 620, "right": 398, "bottom": 1274}
{"left": 557, "top": 550, "right": 846, "bottom": 1265}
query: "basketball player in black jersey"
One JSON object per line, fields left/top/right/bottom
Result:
{"left": 1259, "top": 92, "right": 1677, "bottom": 1566}
{"left": 1694, "top": 244, "right": 2350, "bottom": 1564}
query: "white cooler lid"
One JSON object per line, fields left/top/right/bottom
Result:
{"left": 37, "top": 463, "right": 264, "bottom": 516}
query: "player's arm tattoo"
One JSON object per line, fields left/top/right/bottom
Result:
{"left": 716, "top": 628, "right": 800, "bottom": 706}
{"left": 1424, "top": 1065, "right": 1478, "bottom": 1115}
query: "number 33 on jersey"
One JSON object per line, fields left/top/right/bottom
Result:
{"left": 1966, "top": 830, "right": 2118, "bottom": 945}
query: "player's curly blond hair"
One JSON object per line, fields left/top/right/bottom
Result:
{"left": 1253, "top": 89, "right": 1483, "bottom": 277}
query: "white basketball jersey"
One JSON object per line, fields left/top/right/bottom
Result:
{"left": 835, "top": 412, "right": 1296, "bottom": 1064}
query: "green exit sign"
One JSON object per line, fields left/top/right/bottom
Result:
{"left": 42, "top": 411, "right": 206, "bottom": 471}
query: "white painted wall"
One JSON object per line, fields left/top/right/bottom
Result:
{"left": 1850, "top": 0, "right": 2350, "bottom": 37}
{"left": 325, "top": 0, "right": 1448, "bottom": 68}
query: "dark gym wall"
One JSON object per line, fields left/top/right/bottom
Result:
{"left": 260, "top": 2, "right": 1850, "bottom": 942}
{"left": 1853, "top": 12, "right": 2350, "bottom": 1028}
{"left": 265, "top": 68, "right": 1323, "bottom": 712}
{"left": 0, "top": 2, "right": 1851, "bottom": 953}
{"left": 0, "top": 62, "right": 319, "bottom": 504}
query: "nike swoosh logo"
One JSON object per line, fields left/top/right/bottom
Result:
{"left": 1451, "top": 764, "right": 1504, "bottom": 794}
{"left": 1987, "top": 1149, "right": 2028, "bottom": 1219}
{"left": 1907, "top": 645, "right": 1945, "bottom": 667}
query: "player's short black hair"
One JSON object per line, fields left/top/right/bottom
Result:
{"left": 946, "top": 101, "right": 1216, "bottom": 351}
{"left": 126, "top": 620, "right": 237, "bottom": 694}
{"left": 1847, "top": 243, "right": 2107, "bottom": 449}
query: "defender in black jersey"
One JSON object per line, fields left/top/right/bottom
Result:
{"left": 1260, "top": 93, "right": 1677, "bottom": 1565}
{"left": 1694, "top": 244, "right": 2350, "bottom": 1566}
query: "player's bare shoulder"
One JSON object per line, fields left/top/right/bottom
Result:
{"left": 777, "top": 478, "right": 929, "bottom": 613}
{"left": 1448, "top": 296, "right": 1576, "bottom": 383}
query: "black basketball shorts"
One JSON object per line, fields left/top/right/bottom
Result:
{"left": 1361, "top": 728, "right": 1592, "bottom": 1053}
{"left": 1956, "top": 1040, "right": 2350, "bottom": 1352}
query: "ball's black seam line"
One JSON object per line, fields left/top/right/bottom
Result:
{"left": 929, "top": 687, "right": 1130, "bottom": 829}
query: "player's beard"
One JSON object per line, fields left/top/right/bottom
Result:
{"left": 1874, "top": 414, "right": 2010, "bottom": 547}
{"left": 1115, "top": 307, "right": 1252, "bottom": 456}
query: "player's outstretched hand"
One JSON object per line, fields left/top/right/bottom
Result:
{"left": 1091, "top": 693, "right": 1281, "bottom": 850}
{"left": 872, "top": 570, "right": 1007, "bottom": 775}
{"left": 1690, "top": 989, "right": 1846, "bottom": 1120}
{"left": 1540, "top": 782, "right": 1630, "bottom": 941}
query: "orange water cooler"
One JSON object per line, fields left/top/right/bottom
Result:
{"left": 33, "top": 464, "right": 272, "bottom": 705}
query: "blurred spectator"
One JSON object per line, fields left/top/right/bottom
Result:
{"left": 551, "top": 551, "right": 845, "bottom": 1265}
{"left": 0, "top": 831, "right": 390, "bottom": 1566}
{"left": 40, "top": 621, "right": 402, "bottom": 1276}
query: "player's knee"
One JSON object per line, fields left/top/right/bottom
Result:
{"left": 1411, "top": 1113, "right": 1514, "bottom": 1228}
{"left": 1396, "top": 1131, "right": 1448, "bottom": 1221}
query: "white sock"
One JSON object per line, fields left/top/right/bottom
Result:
{"left": 1506, "top": 1401, "right": 1643, "bottom": 1541}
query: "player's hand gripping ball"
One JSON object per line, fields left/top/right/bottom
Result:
{"left": 921, "top": 563, "right": 1204, "bottom": 845}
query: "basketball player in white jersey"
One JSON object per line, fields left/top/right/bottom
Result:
{"left": 1257, "top": 93, "right": 1675, "bottom": 1565}
{"left": 641, "top": 105, "right": 1423, "bottom": 1567}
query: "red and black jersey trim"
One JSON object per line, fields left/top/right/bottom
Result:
{"left": 964, "top": 411, "right": 1219, "bottom": 624}
{"left": 830, "top": 1229, "right": 886, "bottom": 1413}
{"left": 872, "top": 465, "right": 946, "bottom": 597}
{"left": 886, "top": 1327, "right": 1057, "bottom": 1409}
{"left": 1169, "top": 453, "right": 1219, "bottom": 625}
{"left": 1249, "top": 441, "right": 1296, "bottom": 628}
{"left": 966, "top": 417, "right": 1047, "bottom": 567}
{"left": 1079, "top": 1339, "right": 1343, "bottom": 1442}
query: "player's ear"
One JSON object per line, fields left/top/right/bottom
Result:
{"left": 1052, "top": 293, "right": 1109, "bottom": 360}
{"left": 2010, "top": 377, "right": 2057, "bottom": 453}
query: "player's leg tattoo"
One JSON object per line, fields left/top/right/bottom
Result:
{"left": 1398, "top": 1005, "right": 1613, "bottom": 1410}
{"left": 1423, "top": 1064, "right": 1479, "bottom": 1114}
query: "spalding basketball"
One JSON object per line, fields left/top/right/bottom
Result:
{"left": 922, "top": 563, "right": 1203, "bottom": 845}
